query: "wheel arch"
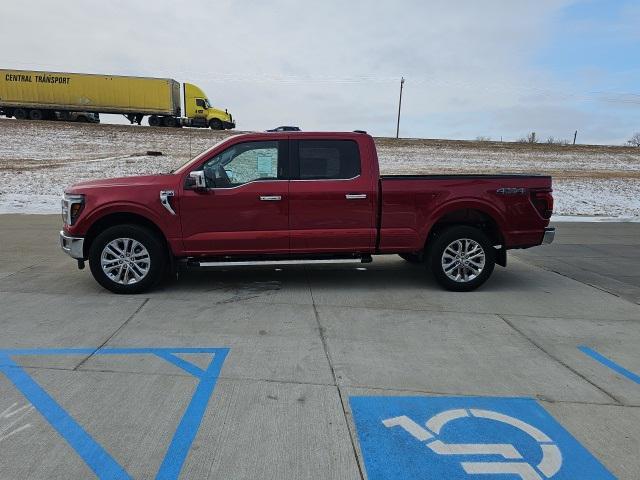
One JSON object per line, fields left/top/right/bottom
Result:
{"left": 423, "top": 204, "right": 507, "bottom": 266}
{"left": 82, "top": 211, "right": 170, "bottom": 259}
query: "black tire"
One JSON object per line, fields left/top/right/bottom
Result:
{"left": 14, "top": 108, "right": 27, "bottom": 120}
{"left": 89, "top": 224, "right": 167, "bottom": 294}
{"left": 209, "top": 118, "right": 223, "bottom": 130}
{"left": 163, "top": 116, "right": 176, "bottom": 127}
{"left": 148, "top": 115, "right": 160, "bottom": 127}
{"left": 399, "top": 253, "right": 422, "bottom": 264}
{"left": 29, "top": 109, "right": 44, "bottom": 121}
{"left": 429, "top": 225, "right": 495, "bottom": 292}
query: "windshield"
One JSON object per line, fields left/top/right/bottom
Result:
{"left": 204, "top": 98, "right": 212, "bottom": 109}
{"left": 171, "top": 135, "right": 238, "bottom": 174}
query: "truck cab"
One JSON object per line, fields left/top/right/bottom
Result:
{"left": 183, "top": 83, "right": 234, "bottom": 130}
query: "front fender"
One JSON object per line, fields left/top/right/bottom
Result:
{"left": 69, "top": 200, "right": 177, "bottom": 240}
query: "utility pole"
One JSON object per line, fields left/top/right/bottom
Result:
{"left": 396, "top": 76, "right": 405, "bottom": 139}
{"left": 573, "top": 130, "right": 578, "bottom": 145}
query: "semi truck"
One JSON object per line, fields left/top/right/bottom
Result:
{"left": 0, "top": 69, "right": 235, "bottom": 129}
{"left": 59, "top": 130, "right": 555, "bottom": 294}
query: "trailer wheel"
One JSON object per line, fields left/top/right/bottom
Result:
{"left": 29, "top": 109, "right": 44, "bottom": 121}
{"left": 148, "top": 116, "right": 160, "bottom": 127}
{"left": 14, "top": 108, "right": 27, "bottom": 120}
{"left": 209, "top": 119, "right": 223, "bottom": 130}
{"left": 163, "top": 116, "right": 176, "bottom": 127}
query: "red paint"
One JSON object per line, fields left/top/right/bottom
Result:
{"left": 64, "top": 132, "right": 552, "bottom": 258}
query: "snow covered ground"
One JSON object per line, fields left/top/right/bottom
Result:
{"left": 1, "top": 119, "right": 639, "bottom": 219}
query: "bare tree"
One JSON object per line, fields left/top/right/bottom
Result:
{"left": 546, "top": 137, "right": 570, "bottom": 145}
{"left": 518, "top": 132, "right": 537, "bottom": 144}
{"left": 628, "top": 132, "right": 640, "bottom": 147}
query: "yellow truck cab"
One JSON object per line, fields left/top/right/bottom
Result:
{"left": 183, "top": 83, "right": 234, "bottom": 130}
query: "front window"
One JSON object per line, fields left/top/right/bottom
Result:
{"left": 201, "top": 141, "right": 281, "bottom": 188}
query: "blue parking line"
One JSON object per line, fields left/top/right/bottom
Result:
{"left": 0, "top": 347, "right": 224, "bottom": 356}
{"left": 0, "top": 347, "right": 230, "bottom": 480}
{"left": 156, "top": 348, "right": 228, "bottom": 480}
{"left": 154, "top": 351, "right": 206, "bottom": 378}
{"left": 579, "top": 346, "right": 640, "bottom": 385}
{"left": 0, "top": 352, "right": 132, "bottom": 480}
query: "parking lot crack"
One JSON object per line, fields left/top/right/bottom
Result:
{"left": 73, "top": 298, "right": 150, "bottom": 371}
{"left": 497, "top": 314, "right": 624, "bottom": 406}
{"left": 306, "top": 268, "right": 365, "bottom": 480}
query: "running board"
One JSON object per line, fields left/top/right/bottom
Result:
{"left": 188, "top": 256, "right": 372, "bottom": 268}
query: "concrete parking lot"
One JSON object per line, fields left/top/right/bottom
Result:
{"left": 1, "top": 215, "right": 639, "bottom": 479}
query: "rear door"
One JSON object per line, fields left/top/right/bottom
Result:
{"left": 288, "top": 138, "right": 376, "bottom": 253}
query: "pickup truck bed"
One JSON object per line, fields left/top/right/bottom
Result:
{"left": 60, "top": 131, "right": 554, "bottom": 294}
{"left": 379, "top": 174, "right": 552, "bottom": 252}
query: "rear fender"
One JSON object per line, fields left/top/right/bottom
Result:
{"left": 420, "top": 199, "right": 507, "bottom": 247}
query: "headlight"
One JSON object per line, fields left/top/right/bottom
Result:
{"left": 61, "top": 193, "right": 85, "bottom": 226}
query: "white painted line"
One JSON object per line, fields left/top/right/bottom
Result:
{"left": 462, "top": 461, "right": 542, "bottom": 480}
{"left": 470, "top": 409, "right": 552, "bottom": 442}
{"left": 538, "top": 444, "right": 563, "bottom": 477}
{"left": 427, "top": 439, "right": 522, "bottom": 459}
{"left": 425, "top": 408, "right": 468, "bottom": 435}
{"left": 382, "top": 416, "right": 434, "bottom": 441}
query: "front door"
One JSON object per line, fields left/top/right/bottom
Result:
{"left": 288, "top": 138, "right": 376, "bottom": 253}
{"left": 180, "top": 139, "right": 289, "bottom": 256}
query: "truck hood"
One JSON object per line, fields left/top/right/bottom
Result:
{"left": 67, "top": 174, "right": 175, "bottom": 192}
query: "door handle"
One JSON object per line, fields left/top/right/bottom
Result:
{"left": 345, "top": 194, "right": 367, "bottom": 200}
{"left": 260, "top": 195, "right": 282, "bottom": 201}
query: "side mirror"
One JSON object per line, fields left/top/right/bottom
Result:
{"left": 189, "top": 171, "right": 207, "bottom": 190}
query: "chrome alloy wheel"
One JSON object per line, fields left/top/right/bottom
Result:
{"left": 100, "top": 238, "right": 150, "bottom": 285}
{"left": 441, "top": 238, "right": 486, "bottom": 283}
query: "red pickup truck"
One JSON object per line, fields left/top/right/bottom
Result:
{"left": 60, "top": 131, "right": 554, "bottom": 294}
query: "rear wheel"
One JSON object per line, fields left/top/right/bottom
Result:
{"left": 89, "top": 224, "right": 166, "bottom": 294}
{"left": 209, "top": 118, "right": 223, "bottom": 130}
{"left": 163, "top": 116, "right": 176, "bottom": 127}
{"left": 14, "top": 108, "right": 27, "bottom": 120}
{"left": 148, "top": 115, "right": 160, "bottom": 127}
{"left": 429, "top": 225, "right": 495, "bottom": 291}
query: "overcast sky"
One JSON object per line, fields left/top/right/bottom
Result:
{"left": 1, "top": 0, "right": 639, "bottom": 144}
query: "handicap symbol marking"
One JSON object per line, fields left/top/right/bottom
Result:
{"left": 383, "top": 409, "right": 562, "bottom": 479}
{"left": 349, "top": 396, "right": 616, "bottom": 480}
{"left": 0, "top": 347, "right": 229, "bottom": 480}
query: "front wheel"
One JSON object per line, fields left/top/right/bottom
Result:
{"left": 429, "top": 225, "right": 495, "bottom": 292}
{"left": 209, "top": 118, "right": 223, "bottom": 130}
{"left": 89, "top": 224, "right": 166, "bottom": 294}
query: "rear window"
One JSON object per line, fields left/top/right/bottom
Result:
{"left": 298, "top": 140, "right": 360, "bottom": 180}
